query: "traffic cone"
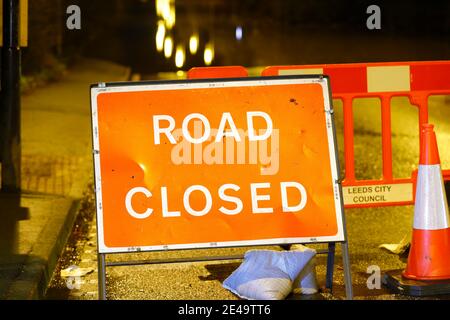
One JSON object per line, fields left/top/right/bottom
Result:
{"left": 402, "top": 123, "right": 450, "bottom": 280}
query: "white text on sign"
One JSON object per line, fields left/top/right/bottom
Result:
{"left": 125, "top": 182, "right": 308, "bottom": 219}
{"left": 153, "top": 111, "right": 280, "bottom": 174}
{"left": 124, "top": 111, "right": 309, "bottom": 219}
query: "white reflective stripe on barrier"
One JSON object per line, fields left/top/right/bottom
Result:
{"left": 279, "top": 68, "right": 324, "bottom": 76}
{"left": 367, "top": 65, "right": 411, "bottom": 93}
{"left": 414, "top": 164, "right": 450, "bottom": 230}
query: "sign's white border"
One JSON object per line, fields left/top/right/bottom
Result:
{"left": 90, "top": 77, "right": 345, "bottom": 253}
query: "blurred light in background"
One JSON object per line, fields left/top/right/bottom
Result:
{"left": 164, "top": 36, "right": 173, "bottom": 58}
{"left": 155, "top": 0, "right": 164, "bottom": 16}
{"left": 189, "top": 34, "right": 199, "bottom": 55}
{"left": 204, "top": 43, "right": 214, "bottom": 66}
{"left": 156, "top": 0, "right": 175, "bottom": 29}
{"left": 155, "top": 0, "right": 163, "bottom": 16}
{"left": 167, "top": 5, "right": 176, "bottom": 29}
{"left": 175, "top": 45, "right": 185, "bottom": 68}
{"left": 235, "top": 26, "right": 243, "bottom": 41}
{"left": 155, "top": 21, "right": 166, "bottom": 52}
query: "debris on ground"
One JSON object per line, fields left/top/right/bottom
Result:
{"left": 379, "top": 235, "right": 410, "bottom": 255}
{"left": 60, "top": 265, "right": 94, "bottom": 278}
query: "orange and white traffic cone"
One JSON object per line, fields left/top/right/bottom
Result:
{"left": 402, "top": 123, "right": 450, "bottom": 280}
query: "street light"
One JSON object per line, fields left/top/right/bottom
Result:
{"left": 204, "top": 43, "right": 214, "bottom": 66}
{"left": 167, "top": 4, "right": 176, "bottom": 29}
{"left": 156, "top": 21, "right": 165, "bottom": 52}
{"left": 189, "top": 34, "right": 199, "bottom": 55}
{"left": 155, "top": 0, "right": 165, "bottom": 16}
{"left": 156, "top": 0, "right": 176, "bottom": 29}
{"left": 235, "top": 26, "right": 243, "bottom": 41}
{"left": 175, "top": 45, "right": 185, "bottom": 69}
{"left": 164, "top": 36, "right": 173, "bottom": 58}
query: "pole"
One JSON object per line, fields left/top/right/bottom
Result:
{"left": 1, "top": 0, "right": 21, "bottom": 192}
{"left": 325, "top": 242, "right": 336, "bottom": 291}
{"left": 342, "top": 241, "right": 353, "bottom": 300}
{"left": 98, "top": 253, "right": 107, "bottom": 300}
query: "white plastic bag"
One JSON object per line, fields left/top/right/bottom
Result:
{"left": 291, "top": 244, "right": 319, "bottom": 294}
{"left": 223, "top": 247, "right": 316, "bottom": 300}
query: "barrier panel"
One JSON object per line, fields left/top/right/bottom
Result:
{"left": 262, "top": 61, "right": 450, "bottom": 208}
{"left": 91, "top": 74, "right": 353, "bottom": 299}
{"left": 187, "top": 66, "right": 248, "bottom": 79}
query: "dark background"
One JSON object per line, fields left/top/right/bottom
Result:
{"left": 20, "top": 0, "right": 450, "bottom": 75}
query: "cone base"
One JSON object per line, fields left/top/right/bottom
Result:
{"left": 384, "top": 269, "right": 450, "bottom": 296}
{"left": 403, "top": 228, "right": 450, "bottom": 281}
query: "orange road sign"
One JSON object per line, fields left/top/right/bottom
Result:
{"left": 91, "top": 76, "right": 346, "bottom": 253}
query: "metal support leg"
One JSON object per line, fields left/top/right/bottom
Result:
{"left": 341, "top": 241, "right": 353, "bottom": 300}
{"left": 98, "top": 253, "right": 107, "bottom": 300}
{"left": 325, "top": 242, "right": 336, "bottom": 291}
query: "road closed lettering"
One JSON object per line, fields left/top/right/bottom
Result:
{"left": 125, "top": 182, "right": 308, "bottom": 219}
{"left": 91, "top": 78, "right": 345, "bottom": 253}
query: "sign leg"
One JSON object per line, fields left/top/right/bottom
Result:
{"left": 341, "top": 241, "right": 353, "bottom": 300}
{"left": 325, "top": 242, "right": 336, "bottom": 291}
{"left": 98, "top": 253, "right": 107, "bottom": 300}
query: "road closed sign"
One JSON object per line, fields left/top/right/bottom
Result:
{"left": 90, "top": 76, "right": 346, "bottom": 253}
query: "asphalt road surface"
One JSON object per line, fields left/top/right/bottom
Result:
{"left": 45, "top": 78, "right": 450, "bottom": 300}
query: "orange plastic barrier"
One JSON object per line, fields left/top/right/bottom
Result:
{"left": 262, "top": 61, "right": 450, "bottom": 208}
{"left": 188, "top": 62, "right": 450, "bottom": 208}
{"left": 187, "top": 66, "right": 248, "bottom": 79}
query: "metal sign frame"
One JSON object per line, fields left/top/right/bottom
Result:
{"left": 90, "top": 75, "right": 353, "bottom": 300}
